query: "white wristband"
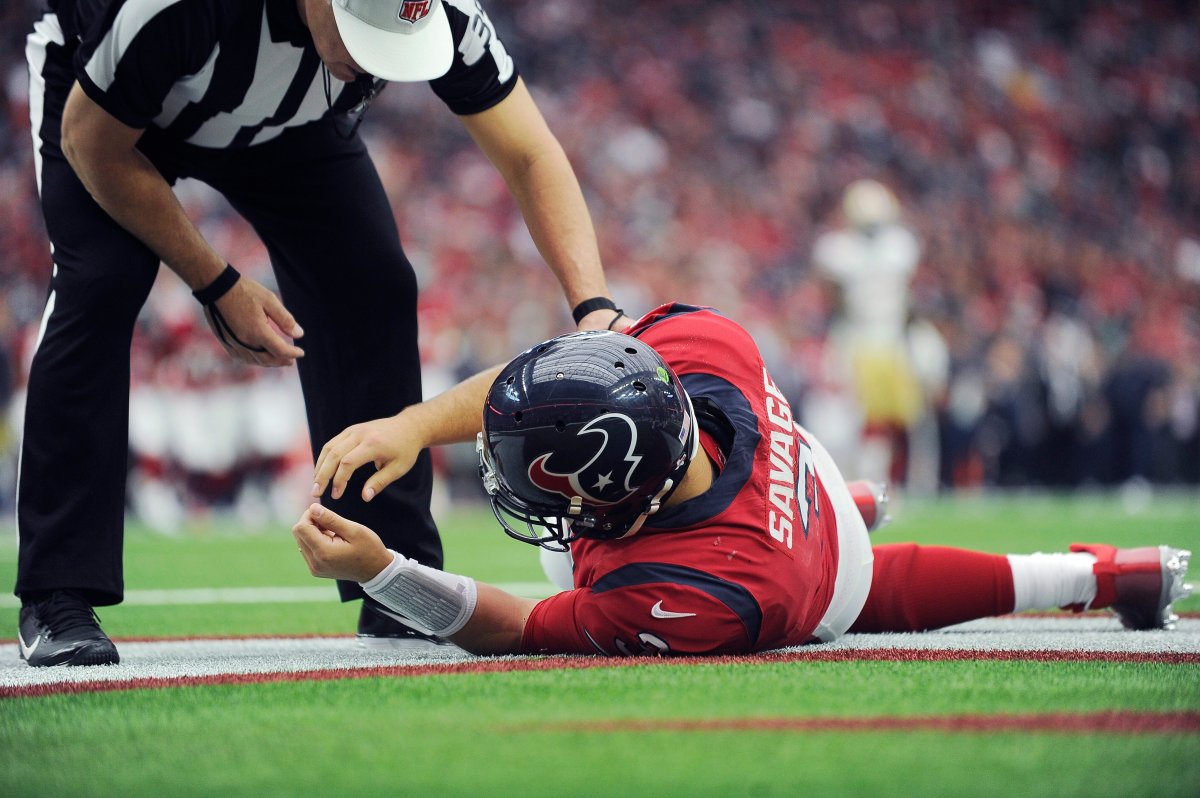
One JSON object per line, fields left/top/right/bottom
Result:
{"left": 361, "top": 551, "right": 478, "bottom": 638}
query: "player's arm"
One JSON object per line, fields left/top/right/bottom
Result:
{"left": 458, "top": 78, "right": 628, "bottom": 332}
{"left": 293, "top": 504, "right": 535, "bottom": 654}
{"left": 312, "top": 363, "right": 505, "bottom": 501}
{"left": 60, "top": 84, "right": 303, "bottom": 366}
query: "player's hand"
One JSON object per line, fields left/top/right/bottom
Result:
{"left": 577, "top": 308, "right": 631, "bottom": 333}
{"left": 312, "top": 415, "right": 421, "bottom": 502}
{"left": 293, "top": 504, "right": 393, "bottom": 583}
{"left": 204, "top": 277, "right": 305, "bottom": 367}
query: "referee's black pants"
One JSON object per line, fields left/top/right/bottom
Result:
{"left": 17, "top": 29, "right": 441, "bottom": 606}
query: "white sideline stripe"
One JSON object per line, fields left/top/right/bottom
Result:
{"left": 0, "top": 582, "right": 558, "bottom": 609}
{"left": 1, "top": 618, "right": 1197, "bottom": 691}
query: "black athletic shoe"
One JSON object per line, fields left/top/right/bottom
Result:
{"left": 356, "top": 599, "right": 458, "bottom": 651}
{"left": 18, "top": 590, "right": 120, "bottom": 667}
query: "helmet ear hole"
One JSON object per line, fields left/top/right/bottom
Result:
{"left": 614, "top": 360, "right": 624, "bottom": 369}
{"left": 624, "top": 347, "right": 637, "bottom": 355}
{"left": 632, "top": 381, "right": 646, "bottom": 392}
{"left": 505, "top": 376, "right": 515, "bottom": 385}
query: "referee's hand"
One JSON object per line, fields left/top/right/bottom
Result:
{"left": 206, "top": 278, "right": 305, "bottom": 367}
{"left": 312, "top": 415, "right": 420, "bottom": 503}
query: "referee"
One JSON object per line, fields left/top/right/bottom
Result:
{"left": 16, "top": 0, "right": 626, "bottom": 666}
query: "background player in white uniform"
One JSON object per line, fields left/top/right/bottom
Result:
{"left": 811, "top": 179, "right": 945, "bottom": 488}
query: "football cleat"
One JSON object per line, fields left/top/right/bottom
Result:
{"left": 847, "top": 480, "right": 891, "bottom": 533}
{"left": 18, "top": 590, "right": 120, "bottom": 667}
{"left": 1069, "top": 543, "right": 1193, "bottom": 630}
{"left": 356, "top": 599, "right": 459, "bottom": 651}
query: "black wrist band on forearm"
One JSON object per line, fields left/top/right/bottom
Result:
{"left": 571, "top": 296, "right": 618, "bottom": 324}
{"left": 192, "top": 264, "right": 241, "bottom": 306}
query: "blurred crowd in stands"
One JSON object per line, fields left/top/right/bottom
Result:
{"left": 1, "top": 1, "right": 1197, "bottom": 527}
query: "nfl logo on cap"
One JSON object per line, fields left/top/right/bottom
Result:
{"left": 399, "top": 1, "right": 432, "bottom": 24}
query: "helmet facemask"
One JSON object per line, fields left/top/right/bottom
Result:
{"left": 478, "top": 432, "right": 577, "bottom": 552}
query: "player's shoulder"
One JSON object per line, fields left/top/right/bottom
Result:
{"left": 888, "top": 222, "right": 921, "bottom": 260}
{"left": 104, "top": 0, "right": 238, "bottom": 26}
{"left": 627, "top": 303, "right": 761, "bottom": 392}
{"left": 440, "top": 0, "right": 510, "bottom": 61}
{"left": 631, "top": 303, "right": 752, "bottom": 348}
{"left": 78, "top": 0, "right": 238, "bottom": 48}
{"left": 74, "top": 0, "right": 238, "bottom": 109}
{"left": 428, "top": 0, "right": 518, "bottom": 113}
{"left": 812, "top": 228, "right": 858, "bottom": 267}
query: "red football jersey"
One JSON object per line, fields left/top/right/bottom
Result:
{"left": 521, "top": 304, "right": 840, "bottom": 655}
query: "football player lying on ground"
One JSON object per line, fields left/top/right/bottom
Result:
{"left": 295, "top": 303, "right": 1193, "bottom": 656}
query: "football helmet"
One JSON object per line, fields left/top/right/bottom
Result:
{"left": 842, "top": 179, "right": 900, "bottom": 228}
{"left": 478, "top": 330, "right": 696, "bottom": 551}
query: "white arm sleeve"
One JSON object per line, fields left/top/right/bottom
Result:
{"left": 361, "top": 551, "right": 478, "bottom": 638}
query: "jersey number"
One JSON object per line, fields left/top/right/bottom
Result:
{"left": 450, "top": 0, "right": 514, "bottom": 82}
{"left": 614, "top": 632, "right": 670, "bottom": 656}
{"left": 796, "top": 439, "right": 818, "bottom": 540}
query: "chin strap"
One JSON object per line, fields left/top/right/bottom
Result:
{"left": 680, "top": 388, "right": 701, "bottom": 463}
{"left": 618, "top": 391, "right": 699, "bottom": 541}
{"left": 619, "top": 477, "right": 675, "bottom": 540}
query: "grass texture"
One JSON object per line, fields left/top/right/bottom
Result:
{"left": 1, "top": 492, "right": 1198, "bottom": 797}
{"left": 1, "top": 662, "right": 1197, "bottom": 797}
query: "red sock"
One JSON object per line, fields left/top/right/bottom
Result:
{"left": 850, "top": 544, "right": 1016, "bottom": 633}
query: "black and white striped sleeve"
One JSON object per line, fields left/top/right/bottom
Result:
{"left": 74, "top": 0, "right": 222, "bottom": 129}
{"left": 430, "top": 0, "right": 520, "bottom": 116}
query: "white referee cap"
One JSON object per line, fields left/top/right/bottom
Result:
{"left": 332, "top": 0, "right": 453, "bottom": 82}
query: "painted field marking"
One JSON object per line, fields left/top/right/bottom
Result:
{"left": 0, "top": 582, "right": 557, "bottom": 609}
{"left": 2, "top": 617, "right": 1198, "bottom": 697}
{"left": 1, "top": 645, "right": 1198, "bottom": 699}
{"left": 528, "top": 711, "right": 1200, "bottom": 735}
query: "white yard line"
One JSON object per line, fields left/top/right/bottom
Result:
{"left": 1, "top": 618, "right": 1196, "bottom": 692}
{"left": 0, "top": 582, "right": 557, "bottom": 609}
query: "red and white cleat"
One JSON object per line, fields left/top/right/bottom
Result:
{"left": 1069, "top": 543, "right": 1193, "bottom": 630}
{"left": 847, "top": 480, "right": 891, "bottom": 533}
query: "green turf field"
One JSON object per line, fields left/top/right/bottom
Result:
{"left": 1, "top": 493, "right": 1198, "bottom": 797}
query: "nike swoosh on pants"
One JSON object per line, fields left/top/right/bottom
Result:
{"left": 651, "top": 600, "right": 697, "bottom": 619}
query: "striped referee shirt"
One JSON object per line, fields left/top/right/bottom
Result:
{"left": 49, "top": 0, "right": 518, "bottom": 149}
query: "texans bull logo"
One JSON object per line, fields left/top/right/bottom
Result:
{"left": 527, "top": 413, "right": 643, "bottom": 505}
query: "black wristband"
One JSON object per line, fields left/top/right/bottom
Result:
{"left": 192, "top": 264, "right": 241, "bottom": 306}
{"left": 571, "top": 296, "right": 618, "bottom": 324}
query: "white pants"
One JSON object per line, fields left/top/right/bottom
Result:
{"left": 805, "top": 424, "right": 875, "bottom": 642}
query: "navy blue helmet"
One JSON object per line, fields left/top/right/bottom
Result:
{"left": 478, "top": 330, "right": 696, "bottom": 551}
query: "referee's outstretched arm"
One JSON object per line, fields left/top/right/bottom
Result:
{"left": 60, "top": 83, "right": 305, "bottom": 368}
{"left": 458, "top": 78, "right": 629, "bottom": 333}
